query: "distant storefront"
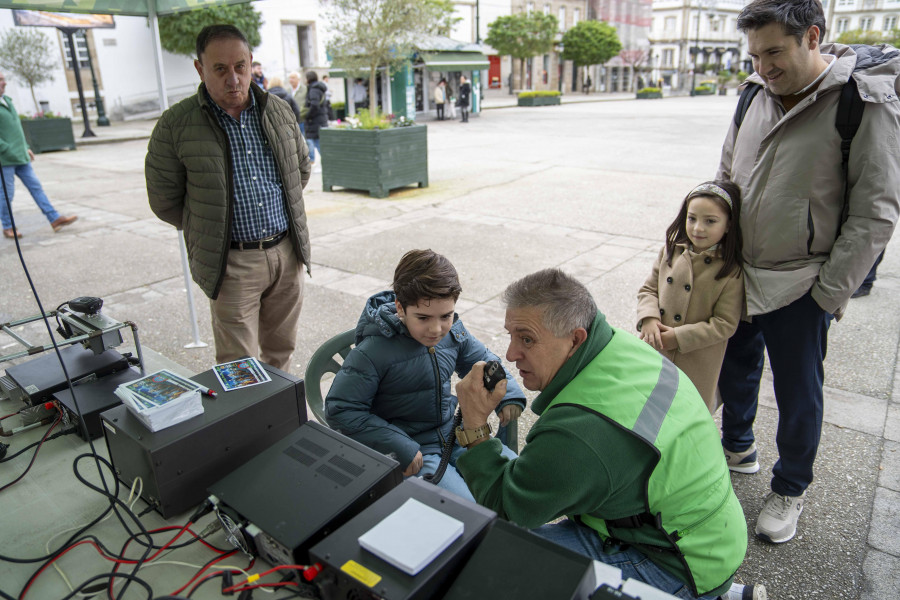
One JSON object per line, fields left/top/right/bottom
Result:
{"left": 329, "top": 36, "right": 489, "bottom": 121}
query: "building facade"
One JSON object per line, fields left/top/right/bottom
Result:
{"left": 648, "top": 0, "right": 745, "bottom": 91}
{"left": 824, "top": 0, "right": 900, "bottom": 41}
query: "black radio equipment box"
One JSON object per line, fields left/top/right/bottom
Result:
{"left": 309, "top": 478, "right": 497, "bottom": 600}
{"left": 443, "top": 518, "right": 596, "bottom": 600}
{"left": 100, "top": 362, "right": 306, "bottom": 518}
{"left": 207, "top": 420, "right": 402, "bottom": 565}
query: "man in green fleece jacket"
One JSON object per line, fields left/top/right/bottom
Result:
{"left": 0, "top": 70, "right": 77, "bottom": 239}
{"left": 455, "top": 269, "right": 760, "bottom": 600}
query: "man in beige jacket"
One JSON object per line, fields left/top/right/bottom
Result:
{"left": 716, "top": 0, "right": 899, "bottom": 545}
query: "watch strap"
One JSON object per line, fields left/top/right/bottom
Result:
{"left": 455, "top": 422, "right": 492, "bottom": 447}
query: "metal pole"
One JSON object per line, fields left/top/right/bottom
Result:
{"left": 476, "top": 0, "right": 481, "bottom": 44}
{"left": 690, "top": 2, "right": 701, "bottom": 96}
{"left": 84, "top": 35, "right": 109, "bottom": 126}
{"left": 178, "top": 234, "right": 208, "bottom": 349}
{"left": 149, "top": 0, "right": 205, "bottom": 349}
{"left": 60, "top": 28, "right": 95, "bottom": 137}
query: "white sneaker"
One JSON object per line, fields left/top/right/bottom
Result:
{"left": 724, "top": 443, "right": 760, "bottom": 474}
{"left": 720, "top": 582, "right": 767, "bottom": 600}
{"left": 756, "top": 491, "right": 805, "bottom": 543}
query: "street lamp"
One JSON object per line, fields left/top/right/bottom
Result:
{"left": 689, "top": 0, "right": 712, "bottom": 96}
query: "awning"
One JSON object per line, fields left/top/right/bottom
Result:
{"left": 328, "top": 65, "right": 387, "bottom": 78}
{"left": 421, "top": 52, "right": 489, "bottom": 71}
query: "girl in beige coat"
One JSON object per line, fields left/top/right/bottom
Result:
{"left": 637, "top": 181, "right": 745, "bottom": 414}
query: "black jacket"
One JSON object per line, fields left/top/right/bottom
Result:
{"left": 457, "top": 82, "right": 471, "bottom": 107}
{"left": 267, "top": 86, "right": 300, "bottom": 122}
{"left": 304, "top": 81, "right": 330, "bottom": 139}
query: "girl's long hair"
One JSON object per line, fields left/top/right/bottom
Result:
{"left": 664, "top": 180, "right": 743, "bottom": 280}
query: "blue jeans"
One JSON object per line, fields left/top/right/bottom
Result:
{"left": 1, "top": 162, "right": 60, "bottom": 229}
{"left": 531, "top": 519, "right": 718, "bottom": 599}
{"left": 415, "top": 442, "right": 518, "bottom": 502}
{"left": 307, "top": 137, "right": 320, "bottom": 162}
{"left": 719, "top": 291, "right": 832, "bottom": 496}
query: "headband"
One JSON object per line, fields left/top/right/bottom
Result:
{"left": 688, "top": 183, "right": 733, "bottom": 210}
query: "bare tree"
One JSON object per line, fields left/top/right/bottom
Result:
{"left": 0, "top": 28, "right": 56, "bottom": 113}
{"left": 619, "top": 49, "right": 648, "bottom": 92}
{"left": 324, "top": 0, "right": 450, "bottom": 113}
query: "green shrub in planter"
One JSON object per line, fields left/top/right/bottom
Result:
{"left": 636, "top": 87, "right": 662, "bottom": 99}
{"left": 320, "top": 122, "right": 428, "bottom": 198}
{"left": 692, "top": 83, "right": 715, "bottom": 96}
{"left": 331, "top": 101, "right": 346, "bottom": 121}
{"left": 517, "top": 90, "right": 562, "bottom": 106}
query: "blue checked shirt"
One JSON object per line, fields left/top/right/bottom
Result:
{"left": 206, "top": 89, "right": 289, "bottom": 242}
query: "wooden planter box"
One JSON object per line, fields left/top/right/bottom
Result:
{"left": 636, "top": 91, "right": 663, "bottom": 99}
{"left": 517, "top": 95, "right": 561, "bottom": 106}
{"left": 692, "top": 87, "right": 715, "bottom": 96}
{"left": 320, "top": 124, "right": 428, "bottom": 199}
{"left": 21, "top": 118, "right": 76, "bottom": 153}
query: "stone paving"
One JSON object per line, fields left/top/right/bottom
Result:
{"left": 0, "top": 94, "right": 898, "bottom": 599}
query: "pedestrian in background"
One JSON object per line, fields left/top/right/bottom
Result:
{"left": 637, "top": 180, "right": 744, "bottom": 415}
{"left": 716, "top": 0, "right": 900, "bottom": 544}
{"left": 457, "top": 75, "right": 471, "bottom": 123}
{"left": 446, "top": 80, "right": 457, "bottom": 119}
{"left": 288, "top": 71, "right": 307, "bottom": 136}
{"left": 145, "top": 24, "right": 311, "bottom": 372}
{"left": 304, "top": 70, "right": 330, "bottom": 171}
{"left": 251, "top": 61, "right": 268, "bottom": 89}
{"left": 0, "top": 70, "right": 77, "bottom": 239}
{"left": 352, "top": 78, "right": 367, "bottom": 110}
{"left": 266, "top": 76, "right": 301, "bottom": 124}
{"left": 433, "top": 78, "right": 446, "bottom": 120}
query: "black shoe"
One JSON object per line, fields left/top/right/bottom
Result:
{"left": 851, "top": 285, "right": 872, "bottom": 298}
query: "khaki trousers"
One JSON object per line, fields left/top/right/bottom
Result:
{"left": 209, "top": 236, "right": 304, "bottom": 371}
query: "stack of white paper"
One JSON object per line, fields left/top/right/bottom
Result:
{"left": 114, "top": 370, "right": 204, "bottom": 432}
{"left": 358, "top": 498, "right": 464, "bottom": 576}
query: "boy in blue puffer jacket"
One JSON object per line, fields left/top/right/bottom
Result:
{"left": 325, "top": 249, "right": 526, "bottom": 501}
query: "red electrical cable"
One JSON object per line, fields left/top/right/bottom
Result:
{"left": 170, "top": 549, "right": 238, "bottom": 596}
{"left": 107, "top": 520, "right": 195, "bottom": 600}
{"left": 222, "top": 564, "right": 308, "bottom": 594}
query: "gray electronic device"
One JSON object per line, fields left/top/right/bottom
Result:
{"left": 207, "top": 420, "right": 402, "bottom": 566}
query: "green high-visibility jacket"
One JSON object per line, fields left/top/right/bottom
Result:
{"left": 547, "top": 331, "right": 747, "bottom": 596}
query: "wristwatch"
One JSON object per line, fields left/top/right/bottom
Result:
{"left": 455, "top": 422, "right": 492, "bottom": 447}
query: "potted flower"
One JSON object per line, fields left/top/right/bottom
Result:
{"left": 20, "top": 111, "right": 76, "bottom": 154}
{"left": 636, "top": 87, "right": 663, "bottom": 99}
{"left": 517, "top": 90, "right": 562, "bottom": 106}
{"left": 319, "top": 109, "right": 428, "bottom": 198}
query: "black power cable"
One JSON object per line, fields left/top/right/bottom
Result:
{"left": 0, "top": 156, "right": 156, "bottom": 599}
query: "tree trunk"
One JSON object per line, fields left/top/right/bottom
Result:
{"left": 369, "top": 62, "right": 378, "bottom": 114}
{"left": 29, "top": 85, "right": 39, "bottom": 114}
{"left": 519, "top": 58, "right": 526, "bottom": 91}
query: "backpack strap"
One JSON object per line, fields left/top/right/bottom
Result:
{"left": 733, "top": 83, "right": 763, "bottom": 130}
{"left": 835, "top": 76, "right": 866, "bottom": 225}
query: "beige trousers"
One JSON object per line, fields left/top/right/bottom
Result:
{"left": 209, "top": 236, "right": 304, "bottom": 371}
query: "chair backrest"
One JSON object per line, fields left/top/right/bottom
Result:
{"left": 303, "top": 328, "right": 356, "bottom": 424}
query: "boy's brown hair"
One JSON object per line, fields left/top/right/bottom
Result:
{"left": 393, "top": 249, "right": 462, "bottom": 309}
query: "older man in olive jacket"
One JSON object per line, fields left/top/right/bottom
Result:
{"left": 145, "top": 24, "right": 311, "bottom": 371}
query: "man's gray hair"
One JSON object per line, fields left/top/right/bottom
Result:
{"left": 502, "top": 269, "right": 597, "bottom": 337}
